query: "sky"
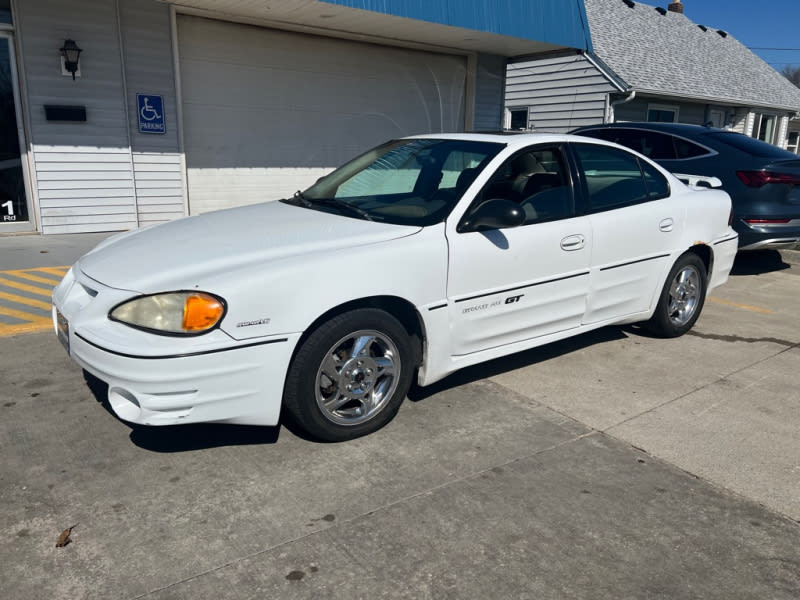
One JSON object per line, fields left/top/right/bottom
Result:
{"left": 632, "top": 0, "right": 800, "bottom": 71}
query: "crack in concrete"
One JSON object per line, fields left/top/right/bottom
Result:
{"left": 687, "top": 330, "right": 798, "bottom": 347}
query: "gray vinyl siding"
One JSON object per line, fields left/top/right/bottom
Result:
{"left": 614, "top": 98, "right": 706, "bottom": 124}
{"left": 17, "top": 0, "right": 129, "bottom": 148}
{"left": 17, "top": 0, "right": 136, "bottom": 234}
{"left": 119, "top": 0, "right": 185, "bottom": 226}
{"left": 16, "top": 0, "right": 183, "bottom": 234}
{"left": 473, "top": 53, "right": 506, "bottom": 131}
{"left": 505, "top": 54, "right": 616, "bottom": 132}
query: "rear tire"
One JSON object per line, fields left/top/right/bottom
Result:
{"left": 283, "top": 308, "right": 414, "bottom": 442}
{"left": 646, "top": 253, "right": 707, "bottom": 338}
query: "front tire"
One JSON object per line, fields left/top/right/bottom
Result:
{"left": 647, "top": 253, "right": 707, "bottom": 338}
{"left": 283, "top": 308, "right": 415, "bottom": 442}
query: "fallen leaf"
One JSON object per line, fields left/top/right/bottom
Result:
{"left": 56, "top": 524, "right": 77, "bottom": 548}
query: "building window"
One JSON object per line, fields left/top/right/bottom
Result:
{"left": 507, "top": 108, "right": 529, "bottom": 130}
{"left": 0, "top": 0, "right": 10, "bottom": 25}
{"left": 647, "top": 104, "right": 678, "bottom": 123}
{"left": 751, "top": 112, "right": 778, "bottom": 144}
{"left": 788, "top": 131, "right": 800, "bottom": 154}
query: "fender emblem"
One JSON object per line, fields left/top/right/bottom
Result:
{"left": 236, "top": 318, "right": 271, "bottom": 328}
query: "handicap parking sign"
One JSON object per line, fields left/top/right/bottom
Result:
{"left": 137, "top": 94, "right": 165, "bottom": 134}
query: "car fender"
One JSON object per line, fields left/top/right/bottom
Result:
{"left": 206, "top": 225, "right": 449, "bottom": 344}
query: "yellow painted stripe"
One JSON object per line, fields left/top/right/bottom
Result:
{"left": 0, "top": 304, "right": 52, "bottom": 324}
{"left": 5, "top": 270, "right": 62, "bottom": 285}
{"left": 707, "top": 296, "right": 774, "bottom": 315}
{"left": 0, "top": 290, "right": 51, "bottom": 310}
{"left": 36, "top": 266, "right": 69, "bottom": 276}
{"left": 0, "top": 277, "right": 54, "bottom": 297}
{"left": 0, "top": 320, "right": 52, "bottom": 337}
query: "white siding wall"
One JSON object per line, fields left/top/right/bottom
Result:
{"left": 131, "top": 153, "right": 184, "bottom": 226}
{"left": 730, "top": 108, "right": 750, "bottom": 134}
{"left": 33, "top": 146, "right": 136, "bottom": 233}
{"left": 777, "top": 115, "right": 790, "bottom": 149}
{"left": 505, "top": 53, "right": 617, "bottom": 132}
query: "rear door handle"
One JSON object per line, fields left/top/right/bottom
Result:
{"left": 659, "top": 218, "right": 674, "bottom": 232}
{"left": 560, "top": 234, "right": 585, "bottom": 251}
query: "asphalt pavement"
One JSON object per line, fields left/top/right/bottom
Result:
{"left": 0, "top": 232, "right": 798, "bottom": 599}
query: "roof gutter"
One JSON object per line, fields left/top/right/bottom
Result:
{"left": 608, "top": 90, "right": 636, "bottom": 123}
{"left": 584, "top": 52, "right": 628, "bottom": 92}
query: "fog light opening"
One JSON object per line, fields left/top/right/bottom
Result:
{"left": 108, "top": 387, "right": 142, "bottom": 422}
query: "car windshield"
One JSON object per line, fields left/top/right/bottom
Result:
{"left": 283, "top": 138, "right": 505, "bottom": 226}
{"left": 706, "top": 131, "right": 798, "bottom": 159}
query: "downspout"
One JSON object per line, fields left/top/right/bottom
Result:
{"left": 608, "top": 90, "right": 635, "bottom": 123}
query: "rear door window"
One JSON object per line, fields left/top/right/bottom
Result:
{"left": 572, "top": 143, "right": 652, "bottom": 212}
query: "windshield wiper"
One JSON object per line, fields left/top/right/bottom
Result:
{"left": 290, "top": 190, "right": 312, "bottom": 207}
{"left": 306, "top": 197, "right": 374, "bottom": 222}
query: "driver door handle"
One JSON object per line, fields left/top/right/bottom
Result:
{"left": 561, "top": 234, "right": 585, "bottom": 251}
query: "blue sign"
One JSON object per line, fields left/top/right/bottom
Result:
{"left": 137, "top": 94, "right": 165, "bottom": 134}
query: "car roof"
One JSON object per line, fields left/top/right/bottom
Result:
{"left": 572, "top": 122, "right": 720, "bottom": 136}
{"left": 404, "top": 131, "right": 617, "bottom": 150}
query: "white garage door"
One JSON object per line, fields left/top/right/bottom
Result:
{"left": 178, "top": 15, "right": 468, "bottom": 214}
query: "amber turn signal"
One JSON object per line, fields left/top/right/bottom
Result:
{"left": 183, "top": 293, "right": 225, "bottom": 331}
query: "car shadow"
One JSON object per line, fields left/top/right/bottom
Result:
{"left": 408, "top": 325, "right": 629, "bottom": 402}
{"left": 82, "top": 370, "right": 281, "bottom": 451}
{"left": 730, "top": 250, "right": 790, "bottom": 276}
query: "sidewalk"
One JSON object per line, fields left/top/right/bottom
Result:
{"left": 0, "top": 232, "right": 116, "bottom": 270}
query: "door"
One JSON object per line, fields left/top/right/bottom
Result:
{"left": 0, "top": 32, "right": 33, "bottom": 233}
{"left": 446, "top": 145, "right": 591, "bottom": 356}
{"left": 570, "top": 142, "right": 680, "bottom": 324}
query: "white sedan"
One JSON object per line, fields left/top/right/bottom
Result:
{"left": 53, "top": 133, "right": 738, "bottom": 441}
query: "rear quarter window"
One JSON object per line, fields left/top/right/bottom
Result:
{"left": 706, "top": 132, "right": 798, "bottom": 159}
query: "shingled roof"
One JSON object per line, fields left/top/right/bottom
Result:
{"left": 585, "top": 0, "right": 800, "bottom": 112}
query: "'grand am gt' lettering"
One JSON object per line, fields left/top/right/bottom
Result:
{"left": 463, "top": 294, "right": 526, "bottom": 314}
{"left": 462, "top": 303, "right": 488, "bottom": 314}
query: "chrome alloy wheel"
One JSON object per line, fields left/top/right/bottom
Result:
{"left": 667, "top": 265, "right": 701, "bottom": 327}
{"left": 315, "top": 329, "right": 401, "bottom": 426}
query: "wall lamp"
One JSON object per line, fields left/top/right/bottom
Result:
{"left": 60, "top": 39, "right": 82, "bottom": 80}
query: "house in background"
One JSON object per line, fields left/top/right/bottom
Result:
{"left": 505, "top": 0, "right": 800, "bottom": 153}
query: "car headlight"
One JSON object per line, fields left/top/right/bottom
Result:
{"left": 109, "top": 292, "right": 226, "bottom": 335}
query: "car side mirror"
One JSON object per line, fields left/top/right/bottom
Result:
{"left": 457, "top": 199, "right": 525, "bottom": 233}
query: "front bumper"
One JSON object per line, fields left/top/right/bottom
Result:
{"left": 52, "top": 267, "right": 300, "bottom": 427}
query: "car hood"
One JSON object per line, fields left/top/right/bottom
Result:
{"left": 78, "top": 201, "right": 420, "bottom": 292}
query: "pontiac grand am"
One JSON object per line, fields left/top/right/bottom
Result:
{"left": 53, "top": 133, "right": 737, "bottom": 441}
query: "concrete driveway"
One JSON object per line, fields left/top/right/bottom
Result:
{"left": 1, "top": 239, "right": 798, "bottom": 599}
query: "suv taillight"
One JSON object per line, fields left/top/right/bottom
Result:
{"left": 736, "top": 171, "right": 800, "bottom": 187}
